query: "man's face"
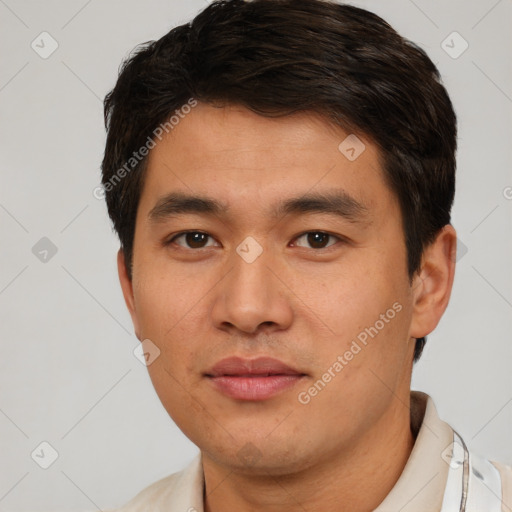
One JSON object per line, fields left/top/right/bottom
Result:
{"left": 121, "top": 103, "right": 418, "bottom": 475}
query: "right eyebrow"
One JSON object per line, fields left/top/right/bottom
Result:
{"left": 148, "top": 192, "right": 228, "bottom": 223}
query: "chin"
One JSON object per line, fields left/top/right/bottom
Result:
{"left": 201, "top": 437, "right": 315, "bottom": 477}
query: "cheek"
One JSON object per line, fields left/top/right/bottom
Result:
{"left": 133, "top": 271, "right": 204, "bottom": 424}
{"left": 131, "top": 266, "right": 212, "bottom": 379}
{"left": 132, "top": 263, "right": 204, "bottom": 338}
{"left": 145, "top": 356, "right": 206, "bottom": 442}
{"left": 307, "top": 264, "right": 401, "bottom": 331}
{"left": 301, "top": 253, "right": 411, "bottom": 369}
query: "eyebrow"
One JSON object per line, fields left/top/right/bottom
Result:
{"left": 149, "top": 192, "right": 226, "bottom": 221}
{"left": 148, "top": 190, "right": 369, "bottom": 224}
{"left": 273, "top": 190, "right": 368, "bottom": 223}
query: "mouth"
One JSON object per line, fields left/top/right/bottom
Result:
{"left": 205, "top": 356, "right": 307, "bottom": 401}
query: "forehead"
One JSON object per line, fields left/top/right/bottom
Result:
{"left": 140, "top": 102, "right": 394, "bottom": 220}
{"left": 148, "top": 103, "right": 376, "bottom": 167}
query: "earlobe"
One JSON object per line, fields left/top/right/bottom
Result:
{"left": 117, "top": 249, "right": 141, "bottom": 340}
{"left": 409, "top": 225, "right": 457, "bottom": 339}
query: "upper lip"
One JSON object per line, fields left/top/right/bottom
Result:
{"left": 205, "top": 356, "right": 305, "bottom": 377}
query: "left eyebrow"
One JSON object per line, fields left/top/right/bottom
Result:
{"left": 271, "top": 189, "right": 369, "bottom": 224}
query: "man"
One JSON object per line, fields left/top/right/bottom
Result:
{"left": 100, "top": 0, "right": 511, "bottom": 510}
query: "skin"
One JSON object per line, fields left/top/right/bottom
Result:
{"left": 118, "top": 102, "right": 457, "bottom": 511}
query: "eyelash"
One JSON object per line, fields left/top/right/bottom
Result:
{"left": 164, "top": 230, "right": 344, "bottom": 251}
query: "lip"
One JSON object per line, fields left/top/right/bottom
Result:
{"left": 205, "top": 356, "right": 306, "bottom": 401}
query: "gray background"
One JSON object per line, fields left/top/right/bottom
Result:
{"left": 0, "top": 0, "right": 510, "bottom": 510}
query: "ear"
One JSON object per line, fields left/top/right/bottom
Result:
{"left": 409, "top": 225, "right": 457, "bottom": 339}
{"left": 117, "top": 249, "right": 141, "bottom": 340}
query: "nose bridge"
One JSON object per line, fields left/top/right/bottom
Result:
{"left": 231, "top": 251, "right": 270, "bottom": 303}
{"left": 211, "top": 239, "right": 293, "bottom": 333}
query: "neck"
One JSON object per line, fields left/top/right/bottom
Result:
{"left": 203, "top": 391, "right": 416, "bottom": 512}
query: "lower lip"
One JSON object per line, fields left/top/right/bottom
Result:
{"left": 208, "top": 375, "right": 304, "bottom": 401}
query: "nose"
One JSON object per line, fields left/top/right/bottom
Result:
{"left": 211, "top": 244, "right": 294, "bottom": 335}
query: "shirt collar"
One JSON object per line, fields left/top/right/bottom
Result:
{"left": 374, "top": 390, "right": 453, "bottom": 511}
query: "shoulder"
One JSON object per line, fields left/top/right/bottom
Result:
{"left": 490, "top": 459, "right": 512, "bottom": 511}
{"left": 103, "top": 472, "right": 183, "bottom": 512}
{"left": 104, "top": 454, "right": 203, "bottom": 512}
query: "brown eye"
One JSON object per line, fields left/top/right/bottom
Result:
{"left": 294, "top": 232, "right": 339, "bottom": 249}
{"left": 170, "top": 232, "right": 216, "bottom": 249}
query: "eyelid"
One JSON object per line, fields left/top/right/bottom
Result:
{"left": 291, "top": 231, "right": 344, "bottom": 249}
{"left": 165, "top": 230, "right": 220, "bottom": 248}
